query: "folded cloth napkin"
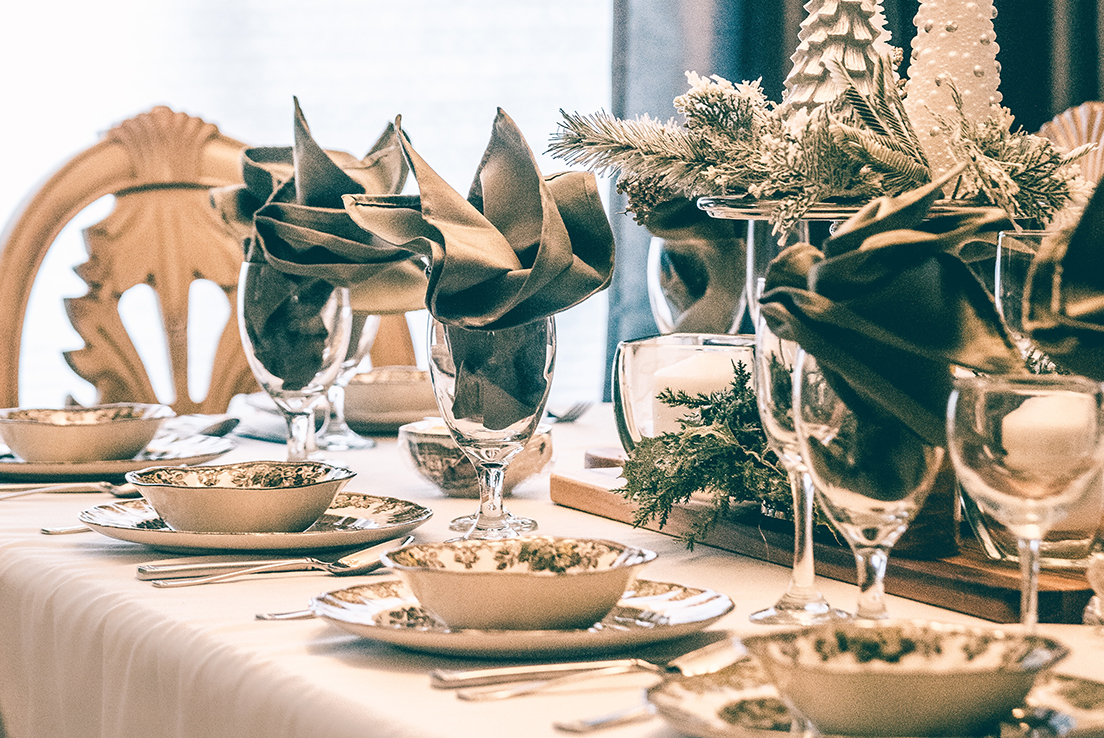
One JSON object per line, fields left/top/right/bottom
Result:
{"left": 1023, "top": 183, "right": 1104, "bottom": 379}
{"left": 342, "top": 107, "right": 615, "bottom": 331}
{"left": 339, "top": 108, "right": 615, "bottom": 429}
{"left": 210, "top": 97, "right": 430, "bottom": 316}
{"left": 758, "top": 166, "right": 1023, "bottom": 448}
{"left": 211, "top": 99, "right": 432, "bottom": 390}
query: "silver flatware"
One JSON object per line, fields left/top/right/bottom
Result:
{"left": 547, "top": 401, "right": 592, "bottom": 423}
{"left": 147, "top": 535, "right": 413, "bottom": 588}
{"left": 553, "top": 703, "right": 656, "bottom": 733}
{"left": 41, "top": 525, "right": 93, "bottom": 535}
{"left": 437, "top": 636, "right": 745, "bottom": 701}
{"left": 255, "top": 608, "right": 315, "bottom": 621}
{"left": 0, "top": 481, "right": 137, "bottom": 500}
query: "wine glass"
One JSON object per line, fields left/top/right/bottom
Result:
{"left": 316, "top": 313, "right": 382, "bottom": 451}
{"left": 749, "top": 314, "right": 849, "bottom": 624}
{"left": 995, "top": 230, "right": 1056, "bottom": 369}
{"left": 794, "top": 350, "right": 945, "bottom": 619}
{"left": 237, "top": 262, "right": 352, "bottom": 461}
{"left": 427, "top": 316, "right": 555, "bottom": 540}
{"left": 948, "top": 374, "right": 1104, "bottom": 631}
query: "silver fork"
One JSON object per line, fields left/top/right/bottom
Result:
{"left": 547, "top": 401, "right": 592, "bottom": 423}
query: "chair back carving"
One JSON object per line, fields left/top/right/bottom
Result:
{"left": 0, "top": 106, "right": 257, "bottom": 413}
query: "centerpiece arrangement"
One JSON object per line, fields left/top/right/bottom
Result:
{"left": 552, "top": 0, "right": 1099, "bottom": 560}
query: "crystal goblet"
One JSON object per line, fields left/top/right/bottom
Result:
{"left": 427, "top": 317, "right": 555, "bottom": 540}
{"left": 316, "top": 313, "right": 382, "bottom": 451}
{"left": 948, "top": 374, "right": 1104, "bottom": 631}
{"left": 749, "top": 316, "right": 849, "bottom": 624}
{"left": 794, "top": 351, "right": 945, "bottom": 619}
{"left": 237, "top": 262, "right": 352, "bottom": 461}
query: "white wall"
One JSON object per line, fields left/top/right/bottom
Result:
{"left": 0, "top": 0, "right": 613, "bottom": 408}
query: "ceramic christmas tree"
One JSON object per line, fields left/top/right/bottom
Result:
{"left": 903, "top": 0, "right": 1002, "bottom": 178}
{"left": 782, "top": 0, "right": 892, "bottom": 119}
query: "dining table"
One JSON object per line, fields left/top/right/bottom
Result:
{"left": 1, "top": 404, "right": 1101, "bottom": 738}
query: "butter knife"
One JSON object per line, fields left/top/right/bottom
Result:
{"left": 433, "top": 636, "right": 746, "bottom": 700}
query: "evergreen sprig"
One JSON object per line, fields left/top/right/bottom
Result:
{"left": 549, "top": 54, "right": 1088, "bottom": 230}
{"left": 618, "top": 361, "right": 791, "bottom": 548}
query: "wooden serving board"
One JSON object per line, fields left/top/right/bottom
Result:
{"left": 549, "top": 468, "right": 1095, "bottom": 624}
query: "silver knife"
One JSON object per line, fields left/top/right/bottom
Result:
{"left": 137, "top": 535, "right": 411, "bottom": 581}
{"left": 432, "top": 636, "right": 746, "bottom": 700}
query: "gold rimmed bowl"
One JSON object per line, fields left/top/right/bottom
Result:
{"left": 741, "top": 619, "right": 1069, "bottom": 737}
{"left": 125, "top": 460, "right": 356, "bottom": 533}
{"left": 0, "top": 403, "right": 175, "bottom": 463}
{"left": 380, "top": 536, "right": 657, "bottom": 630}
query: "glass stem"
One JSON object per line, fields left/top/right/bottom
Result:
{"left": 327, "top": 383, "right": 347, "bottom": 429}
{"left": 469, "top": 462, "right": 514, "bottom": 539}
{"left": 786, "top": 470, "right": 818, "bottom": 598}
{"left": 853, "top": 546, "right": 889, "bottom": 619}
{"left": 1018, "top": 536, "right": 1041, "bottom": 633}
{"left": 286, "top": 411, "right": 313, "bottom": 461}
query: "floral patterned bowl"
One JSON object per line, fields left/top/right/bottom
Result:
{"left": 0, "top": 403, "right": 175, "bottom": 463}
{"left": 379, "top": 536, "right": 657, "bottom": 630}
{"left": 742, "top": 619, "right": 1069, "bottom": 737}
{"left": 125, "top": 461, "right": 356, "bottom": 533}
{"left": 397, "top": 418, "right": 553, "bottom": 498}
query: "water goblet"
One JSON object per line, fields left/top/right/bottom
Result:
{"left": 237, "top": 262, "right": 352, "bottom": 461}
{"left": 794, "top": 350, "right": 945, "bottom": 619}
{"left": 749, "top": 318, "right": 849, "bottom": 624}
{"left": 948, "top": 374, "right": 1104, "bottom": 631}
{"left": 427, "top": 316, "right": 555, "bottom": 540}
{"left": 316, "top": 313, "right": 382, "bottom": 451}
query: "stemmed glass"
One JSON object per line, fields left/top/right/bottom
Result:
{"left": 794, "top": 350, "right": 945, "bottom": 619}
{"left": 948, "top": 374, "right": 1104, "bottom": 631}
{"left": 427, "top": 316, "right": 555, "bottom": 540}
{"left": 237, "top": 262, "right": 352, "bottom": 461}
{"left": 749, "top": 295, "right": 848, "bottom": 624}
{"left": 316, "top": 313, "right": 382, "bottom": 451}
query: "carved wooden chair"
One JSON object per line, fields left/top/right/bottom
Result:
{"left": 0, "top": 106, "right": 257, "bottom": 414}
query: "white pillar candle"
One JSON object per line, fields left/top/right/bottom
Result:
{"left": 1001, "top": 393, "right": 1097, "bottom": 478}
{"left": 651, "top": 349, "right": 754, "bottom": 435}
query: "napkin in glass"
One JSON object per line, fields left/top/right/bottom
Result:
{"left": 758, "top": 167, "right": 1023, "bottom": 448}
{"left": 211, "top": 98, "right": 429, "bottom": 389}
{"left": 758, "top": 169, "right": 1024, "bottom": 557}
{"left": 1023, "top": 183, "right": 1104, "bottom": 379}
{"left": 342, "top": 108, "right": 615, "bottom": 427}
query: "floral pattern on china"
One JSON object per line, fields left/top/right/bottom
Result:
{"left": 387, "top": 537, "right": 649, "bottom": 574}
{"left": 131, "top": 460, "right": 350, "bottom": 488}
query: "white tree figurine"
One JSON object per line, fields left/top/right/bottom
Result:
{"left": 782, "top": 0, "right": 892, "bottom": 119}
{"left": 903, "top": 0, "right": 1002, "bottom": 178}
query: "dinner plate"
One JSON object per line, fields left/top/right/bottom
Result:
{"left": 311, "top": 578, "right": 734, "bottom": 657}
{"left": 78, "top": 492, "right": 433, "bottom": 553}
{"left": 0, "top": 434, "right": 236, "bottom": 481}
{"left": 647, "top": 659, "right": 1104, "bottom": 738}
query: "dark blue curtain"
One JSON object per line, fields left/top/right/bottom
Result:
{"left": 604, "top": 0, "right": 1103, "bottom": 399}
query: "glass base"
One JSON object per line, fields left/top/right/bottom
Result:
{"left": 749, "top": 590, "right": 851, "bottom": 625}
{"left": 316, "top": 423, "right": 376, "bottom": 451}
{"left": 448, "top": 513, "right": 538, "bottom": 534}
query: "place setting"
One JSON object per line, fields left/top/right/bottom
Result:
{"left": 0, "top": 402, "right": 237, "bottom": 483}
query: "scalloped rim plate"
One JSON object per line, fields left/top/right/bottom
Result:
{"left": 311, "top": 578, "right": 734, "bottom": 657}
{"left": 78, "top": 492, "right": 433, "bottom": 553}
{"left": 0, "top": 434, "right": 236, "bottom": 481}
{"left": 648, "top": 659, "right": 1104, "bottom": 738}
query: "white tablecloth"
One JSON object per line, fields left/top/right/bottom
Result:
{"left": 1, "top": 407, "right": 1101, "bottom": 738}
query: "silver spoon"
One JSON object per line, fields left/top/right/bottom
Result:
{"left": 149, "top": 535, "right": 413, "bottom": 588}
{"left": 0, "top": 481, "right": 138, "bottom": 501}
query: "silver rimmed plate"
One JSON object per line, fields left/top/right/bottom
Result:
{"left": 311, "top": 578, "right": 734, "bottom": 657}
{"left": 696, "top": 197, "right": 981, "bottom": 222}
{"left": 647, "top": 661, "right": 1104, "bottom": 738}
{"left": 78, "top": 492, "right": 433, "bottom": 553}
{"left": 0, "top": 434, "right": 236, "bottom": 481}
